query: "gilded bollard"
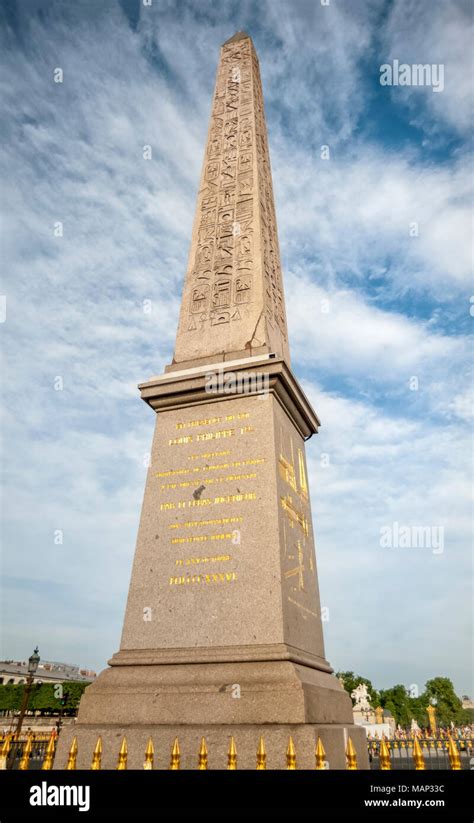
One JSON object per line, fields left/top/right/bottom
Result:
{"left": 90, "top": 737, "right": 102, "bottom": 770}
{"left": 227, "top": 737, "right": 237, "bottom": 770}
{"left": 143, "top": 737, "right": 154, "bottom": 770}
{"left": 286, "top": 736, "right": 296, "bottom": 770}
{"left": 379, "top": 739, "right": 391, "bottom": 770}
{"left": 41, "top": 733, "right": 56, "bottom": 770}
{"left": 170, "top": 738, "right": 180, "bottom": 770}
{"left": 315, "top": 737, "right": 326, "bottom": 770}
{"left": 198, "top": 737, "right": 208, "bottom": 770}
{"left": 117, "top": 737, "right": 127, "bottom": 770}
{"left": 345, "top": 737, "right": 357, "bottom": 770}
{"left": 0, "top": 734, "right": 12, "bottom": 770}
{"left": 256, "top": 737, "right": 266, "bottom": 770}
{"left": 447, "top": 736, "right": 461, "bottom": 770}
{"left": 66, "top": 737, "right": 78, "bottom": 770}
{"left": 413, "top": 737, "right": 425, "bottom": 770}
{"left": 18, "top": 735, "right": 33, "bottom": 771}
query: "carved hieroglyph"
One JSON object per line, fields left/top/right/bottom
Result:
{"left": 173, "top": 32, "right": 290, "bottom": 367}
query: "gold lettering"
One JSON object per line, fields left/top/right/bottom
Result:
{"left": 196, "top": 429, "right": 234, "bottom": 441}
{"left": 171, "top": 536, "right": 209, "bottom": 544}
{"left": 169, "top": 571, "right": 238, "bottom": 586}
{"left": 176, "top": 416, "right": 223, "bottom": 430}
{"left": 169, "top": 436, "right": 193, "bottom": 446}
{"left": 174, "top": 554, "right": 232, "bottom": 564}
{"left": 169, "top": 517, "right": 243, "bottom": 530}
{"left": 160, "top": 472, "right": 257, "bottom": 491}
{"left": 189, "top": 450, "right": 231, "bottom": 460}
{"left": 171, "top": 534, "right": 233, "bottom": 545}
{"left": 214, "top": 493, "right": 256, "bottom": 504}
{"left": 155, "top": 458, "right": 264, "bottom": 479}
{"left": 224, "top": 412, "right": 250, "bottom": 422}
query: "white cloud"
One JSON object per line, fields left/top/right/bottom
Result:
{"left": 272, "top": 146, "right": 472, "bottom": 297}
{"left": 381, "top": 0, "right": 474, "bottom": 136}
{"left": 288, "top": 275, "right": 468, "bottom": 393}
{"left": 302, "top": 383, "right": 472, "bottom": 689}
{"left": 0, "top": 0, "right": 471, "bottom": 696}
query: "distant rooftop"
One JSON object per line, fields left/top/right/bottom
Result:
{"left": 0, "top": 659, "right": 96, "bottom": 681}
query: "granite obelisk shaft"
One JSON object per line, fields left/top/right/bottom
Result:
{"left": 171, "top": 31, "right": 290, "bottom": 370}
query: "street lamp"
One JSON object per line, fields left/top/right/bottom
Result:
{"left": 7, "top": 647, "right": 40, "bottom": 769}
{"left": 56, "top": 688, "right": 70, "bottom": 735}
{"left": 28, "top": 647, "right": 40, "bottom": 677}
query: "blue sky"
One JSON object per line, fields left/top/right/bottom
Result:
{"left": 1, "top": 0, "right": 472, "bottom": 697}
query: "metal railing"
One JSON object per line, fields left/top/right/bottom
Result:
{"left": 0, "top": 731, "right": 469, "bottom": 770}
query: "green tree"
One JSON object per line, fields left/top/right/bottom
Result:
{"left": 29, "top": 684, "right": 59, "bottom": 713}
{"left": 335, "top": 674, "right": 470, "bottom": 729}
{"left": 379, "top": 685, "right": 412, "bottom": 726}
{"left": 59, "top": 681, "right": 89, "bottom": 711}
{"left": 0, "top": 684, "right": 24, "bottom": 712}
{"left": 422, "top": 677, "right": 470, "bottom": 727}
{"left": 407, "top": 694, "right": 429, "bottom": 728}
{"left": 0, "top": 681, "right": 89, "bottom": 715}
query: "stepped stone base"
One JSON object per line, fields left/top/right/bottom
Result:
{"left": 54, "top": 659, "right": 369, "bottom": 769}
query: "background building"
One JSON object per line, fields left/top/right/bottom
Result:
{"left": 0, "top": 660, "right": 96, "bottom": 686}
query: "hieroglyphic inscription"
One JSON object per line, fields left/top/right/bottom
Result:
{"left": 185, "top": 37, "right": 255, "bottom": 334}
{"left": 284, "top": 540, "right": 305, "bottom": 591}
{"left": 184, "top": 38, "right": 287, "bottom": 337}
{"left": 251, "top": 48, "right": 287, "bottom": 339}
{"left": 278, "top": 429, "right": 315, "bottom": 602}
{"left": 175, "top": 32, "right": 290, "bottom": 364}
{"left": 297, "top": 448, "right": 308, "bottom": 502}
{"left": 287, "top": 596, "right": 319, "bottom": 619}
{"left": 280, "top": 494, "right": 309, "bottom": 537}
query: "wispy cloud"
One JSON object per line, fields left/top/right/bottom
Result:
{"left": 1, "top": 0, "right": 471, "bottom": 695}
{"left": 381, "top": 0, "right": 474, "bottom": 137}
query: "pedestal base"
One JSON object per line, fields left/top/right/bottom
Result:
{"left": 54, "top": 659, "right": 369, "bottom": 769}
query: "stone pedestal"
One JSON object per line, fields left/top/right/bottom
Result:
{"left": 55, "top": 658, "right": 367, "bottom": 768}
{"left": 55, "top": 358, "right": 369, "bottom": 769}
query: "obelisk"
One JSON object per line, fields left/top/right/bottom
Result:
{"left": 55, "top": 32, "right": 368, "bottom": 770}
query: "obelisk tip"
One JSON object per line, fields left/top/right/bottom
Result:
{"left": 222, "top": 31, "right": 252, "bottom": 46}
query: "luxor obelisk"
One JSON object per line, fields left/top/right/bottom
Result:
{"left": 56, "top": 32, "right": 368, "bottom": 769}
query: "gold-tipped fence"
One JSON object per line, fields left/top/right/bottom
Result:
{"left": 0, "top": 731, "right": 468, "bottom": 770}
